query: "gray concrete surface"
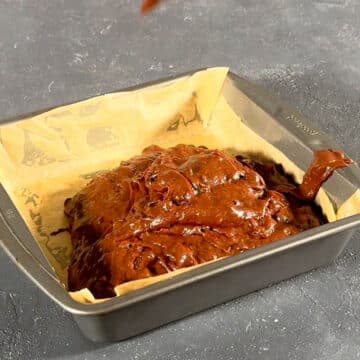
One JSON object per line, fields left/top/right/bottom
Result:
{"left": 1, "top": 0, "right": 360, "bottom": 359}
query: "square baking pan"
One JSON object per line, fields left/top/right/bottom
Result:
{"left": 1, "top": 69, "right": 360, "bottom": 342}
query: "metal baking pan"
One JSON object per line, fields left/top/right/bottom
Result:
{"left": 1, "top": 69, "right": 360, "bottom": 342}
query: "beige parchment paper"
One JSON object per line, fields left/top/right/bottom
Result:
{"left": 0, "top": 67, "right": 359, "bottom": 304}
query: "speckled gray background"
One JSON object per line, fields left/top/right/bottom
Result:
{"left": 1, "top": 1, "right": 360, "bottom": 359}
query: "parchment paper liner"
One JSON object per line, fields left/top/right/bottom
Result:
{"left": 0, "top": 67, "right": 359, "bottom": 304}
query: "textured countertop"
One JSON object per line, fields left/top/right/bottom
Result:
{"left": 1, "top": 1, "right": 360, "bottom": 359}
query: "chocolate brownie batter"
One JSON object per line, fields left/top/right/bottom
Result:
{"left": 141, "top": 0, "right": 162, "bottom": 14}
{"left": 64, "top": 145, "right": 352, "bottom": 298}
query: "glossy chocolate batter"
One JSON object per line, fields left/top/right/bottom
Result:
{"left": 64, "top": 144, "right": 352, "bottom": 298}
{"left": 141, "top": 0, "right": 162, "bottom": 14}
